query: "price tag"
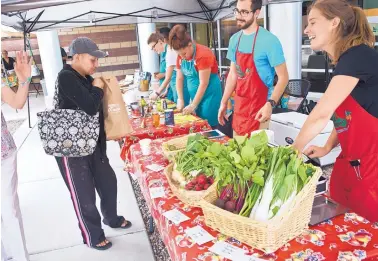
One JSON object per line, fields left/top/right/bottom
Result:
{"left": 149, "top": 187, "right": 165, "bottom": 199}
{"left": 185, "top": 226, "right": 215, "bottom": 245}
{"left": 146, "top": 164, "right": 165, "bottom": 172}
{"left": 209, "top": 241, "right": 246, "bottom": 260}
{"left": 163, "top": 209, "right": 190, "bottom": 225}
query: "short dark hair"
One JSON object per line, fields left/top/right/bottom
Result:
{"left": 159, "top": 27, "right": 171, "bottom": 40}
{"left": 238, "top": 0, "right": 262, "bottom": 12}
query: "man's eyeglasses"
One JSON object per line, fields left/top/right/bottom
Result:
{"left": 233, "top": 8, "right": 253, "bottom": 17}
{"left": 151, "top": 42, "right": 158, "bottom": 50}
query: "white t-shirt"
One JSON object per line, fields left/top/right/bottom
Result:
{"left": 165, "top": 46, "right": 177, "bottom": 71}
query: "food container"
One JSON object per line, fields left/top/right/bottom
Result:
{"left": 164, "top": 109, "right": 175, "bottom": 126}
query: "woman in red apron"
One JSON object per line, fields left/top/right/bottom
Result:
{"left": 293, "top": 0, "right": 378, "bottom": 222}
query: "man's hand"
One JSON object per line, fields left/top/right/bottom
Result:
{"left": 218, "top": 102, "right": 227, "bottom": 126}
{"left": 177, "top": 98, "right": 184, "bottom": 111}
{"left": 93, "top": 78, "right": 104, "bottom": 89}
{"left": 255, "top": 102, "right": 272, "bottom": 123}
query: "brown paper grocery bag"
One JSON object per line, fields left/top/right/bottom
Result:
{"left": 101, "top": 76, "right": 133, "bottom": 140}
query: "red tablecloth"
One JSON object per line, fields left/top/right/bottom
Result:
{"left": 129, "top": 139, "right": 378, "bottom": 261}
{"left": 120, "top": 116, "right": 211, "bottom": 161}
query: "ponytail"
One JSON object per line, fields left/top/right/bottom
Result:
{"left": 310, "top": 0, "right": 375, "bottom": 63}
{"left": 350, "top": 6, "right": 375, "bottom": 48}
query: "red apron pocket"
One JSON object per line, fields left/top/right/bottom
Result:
{"left": 330, "top": 157, "right": 353, "bottom": 207}
{"left": 331, "top": 153, "right": 378, "bottom": 222}
{"left": 234, "top": 96, "right": 252, "bottom": 118}
{"left": 349, "top": 153, "right": 378, "bottom": 222}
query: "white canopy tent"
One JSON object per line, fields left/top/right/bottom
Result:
{"left": 1, "top": 0, "right": 236, "bottom": 32}
{"left": 1, "top": 0, "right": 238, "bottom": 128}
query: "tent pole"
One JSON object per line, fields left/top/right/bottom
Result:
{"left": 23, "top": 23, "right": 32, "bottom": 128}
{"left": 211, "top": 22, "right": 218, "bottom": 63}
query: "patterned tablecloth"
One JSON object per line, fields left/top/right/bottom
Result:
{"left": 120, "top": 115, "right": 211, "bottom": 162}
{"left": 129, "top": 138, "right": 378, "bottom": 261}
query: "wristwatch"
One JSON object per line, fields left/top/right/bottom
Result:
{"left": 268, "top": 99, "right": 277, "bottom": 108}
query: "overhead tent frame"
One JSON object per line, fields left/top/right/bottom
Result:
{"left": 1, "top": 0, "right": 236, "bottom": 128}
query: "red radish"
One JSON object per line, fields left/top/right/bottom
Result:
{"left": 208, "top": 177, "right": 215, "bottom": 184}
{"left": 215, "top": 198, "right": 226, "bottom": 209}
{"left": 225, "top": 200, "right": 236, "bottom": 212}
{"left": 203, "top": 184, "right": 210, "bottom": 190}
{"left": 195, "top": 184, "right": 203, "bottom": 191}
{"left": 197, "top": 175, "right": 207, "bottom": 186}
{"left": 191, "top": 179, "right": 198, "bottom": 185}
{"left": 185, "top": 183, "right": 194, "bottom": 190}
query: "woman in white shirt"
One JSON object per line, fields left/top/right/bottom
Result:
{"left": 1, "top": 51, "right": 32, "bottom": 261}
{"left": 148, "top": 30, "right": 190, "bottom": 105}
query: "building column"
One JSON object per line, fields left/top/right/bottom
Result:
{"left": 137, "top": 21, "right": 159, "bottom": 83}
{"left": 36, "top": 30, "right": 63, "bottom": 109}
{"left": 268, "top": 1, "right": 302, "bottom": 79}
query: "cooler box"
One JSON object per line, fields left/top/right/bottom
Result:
{"left": 269, "top": 112, "right": 341, "bottom": 166}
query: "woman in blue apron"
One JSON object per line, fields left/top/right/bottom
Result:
{"left": 169, "top": 25, "right": 222, "bottom": 127}
{"left": 147, "top": 31, "right": 190, "bottom": 105}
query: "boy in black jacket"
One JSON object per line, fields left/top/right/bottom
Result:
{"left": 55, "top": 37, "right": 131, "bottom": 251}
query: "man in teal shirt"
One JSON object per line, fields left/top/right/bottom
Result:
{"left": 218, "top": 0, "right": 289, "bottom": 135}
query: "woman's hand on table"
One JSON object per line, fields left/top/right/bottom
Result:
{"left": 154, "top": 73, "right": 164, "bottom": 80}
{"left": 303, "top": 145, "right": 331, "bottom": 159}
{"left": 161, "top": 87, "right": 168, "bottom": 98}
{"left": 183, "top": 104, "right": 196, "bottom": 115}
{"left": 149, "top": 91, "right": 159, "bottom": 100}
{"left": 177, "top": 98, "right": 185, "bottom": 111}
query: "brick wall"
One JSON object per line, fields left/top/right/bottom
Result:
{"left": 1, "top": 24, "right": 140, "bottom": 81}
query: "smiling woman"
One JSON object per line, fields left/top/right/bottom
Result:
{"left": 293, "top": 0, "right": 378, "bottom": 222}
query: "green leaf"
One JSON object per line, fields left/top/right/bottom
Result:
{"left": 243, "top": 167, "right": 252, "bottom": 180}
{"left": 241, "top": 146, "right": 256, "bottom": 162}
{"left": 234, "top": 135, "right": 247, "bottom": 146}
{"left": 306, "top": 166, "right": 315, "bottom": 177}
{"left": 230, "top": 150, "right": 241, "bottom": 164}
{"left": 272, "top": 206, "right": 280, "bottom": 216}
{"left": 209, "top": 142, "right": 222, "bottom": 156}
{"left": 298, "top": 165, "right": 307, "bottom": 183}
{"left": 248, "top": 131, "right": 268, "bottom": 148}
{"left": 252, "top": 173, "right": 265, "bottom": 187}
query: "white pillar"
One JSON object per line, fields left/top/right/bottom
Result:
{"left": 137, "top": 22, "right": 159, "bottom": 78}
{"left": 36, "top": 30, "right": 63, "bottom": 109}
{"left": 268, "top": 1, "right": 302, "bottom": 79}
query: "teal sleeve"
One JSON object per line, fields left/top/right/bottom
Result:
{"left": 266, "top": 36, "right": 286, "bottom": 67}
{"left": 226, "top": 33, "right": 238, "bottom": 63}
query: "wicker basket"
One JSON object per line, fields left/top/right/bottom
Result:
{"left": 161, "top": 134, "right": 194, "bottom": 160}
{"left": 164, "top": 164, "right": 216, "bottom": 207}
{"left": 200, "top": 167, "right": 322, "bottom": 253}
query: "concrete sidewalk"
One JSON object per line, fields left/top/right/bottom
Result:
{"left": 2, "top": 96, "right": 155, "bottom": 261}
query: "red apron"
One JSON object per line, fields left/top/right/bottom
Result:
{"left": 232, "top": 27, "right": 268, "bottom": 136}
{"left": 330, "top": 95, "right": 378, "bottom": 222}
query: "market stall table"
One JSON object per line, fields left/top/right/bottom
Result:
{"left": 120, "top": 115, "right": 211, "bottom": 162}
{"left": 129, "top": 138, "right": 378, "bottom": 261}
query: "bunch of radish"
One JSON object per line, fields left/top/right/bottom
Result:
{"left": 184, "top": 174, "right": 215, "bottom": 191}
